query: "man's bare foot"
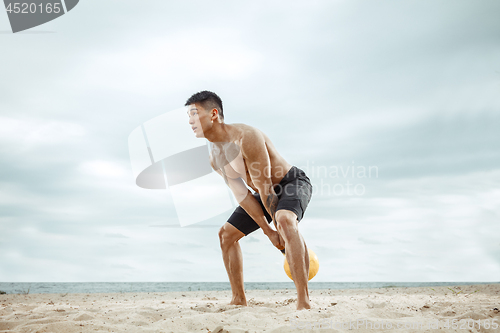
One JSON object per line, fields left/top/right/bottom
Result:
{"left": 229, "top": 297, "right": 247, "bottom": 306}
{"left": 296, "top": 300, "right": 311, "bottom": 310}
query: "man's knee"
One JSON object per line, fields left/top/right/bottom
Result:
{"left": 218, "top": 225, "right": 230, "bottom": 247}
{"left": 275, "top": 210, "right": 298, "bottom": 238}
{"left": 218, "top": 223, "right": 243, "bottom": 251}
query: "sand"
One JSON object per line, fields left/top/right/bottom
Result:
{"left": 1, "top": 284, "right": 499, "bottom": 333}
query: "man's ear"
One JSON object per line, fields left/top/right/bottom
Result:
{"left": 211, "top": 108, "right": 219, "bottom": 121}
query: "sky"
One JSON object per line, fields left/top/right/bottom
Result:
{"left": 0, "top": 0, "right": 499, "bottom": 283}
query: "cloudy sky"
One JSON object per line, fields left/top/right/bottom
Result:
{"left": 1, "top": 0, "right": 499, "bottom": 283}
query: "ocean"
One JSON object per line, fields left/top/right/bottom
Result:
{"left": 0, "top": 282, "right": 496, "bottom": 295}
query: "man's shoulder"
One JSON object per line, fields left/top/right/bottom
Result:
{"left": 230, "top": 123, "right": 265, "bottom": 142}
{"left": 229, "top": 125, "right": 267, "bottom": 158}
{"left": 231, "top": 123, "right": 259, "bottom": 133}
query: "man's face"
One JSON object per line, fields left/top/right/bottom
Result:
{"left": 187, "top": 103, "right": 209, "bottom": 138}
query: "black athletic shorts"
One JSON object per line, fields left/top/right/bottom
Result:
{"left": 227, "top": 166, "right": 312, "bottom": 235}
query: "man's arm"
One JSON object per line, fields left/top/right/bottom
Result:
{"left": 240, "top": 130, "right": 279, "bottom": 221}
{"left": 210, "top": 159, "right": 274, "bottom": 236}
{"left": 227, "top": 176, "right": 276, "bottom": 235}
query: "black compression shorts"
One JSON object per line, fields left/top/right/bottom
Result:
{"left": 227, "top": 166, "right": 312, "bottom": 235}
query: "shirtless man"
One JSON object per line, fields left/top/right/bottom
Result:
{"left": 186, "top": 91, "right": 313, "bottom": 310}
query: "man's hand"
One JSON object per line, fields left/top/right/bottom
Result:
{"left": 266, "top": 229, "right": 285, "bottom": 251}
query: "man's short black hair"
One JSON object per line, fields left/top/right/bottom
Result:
{"left": 185, "top": 91, "right": 224, "bottom": 120}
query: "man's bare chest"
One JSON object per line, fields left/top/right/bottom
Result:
{"left": 211, "top": 142, "right": 254, "bottom": 186}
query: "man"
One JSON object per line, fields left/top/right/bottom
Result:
{"left": 186, "top": 91, "right": 313, "bottom": 310}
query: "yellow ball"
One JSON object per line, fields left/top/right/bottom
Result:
{"left": 283, "top": 248, "right": 319, "bottom": 281}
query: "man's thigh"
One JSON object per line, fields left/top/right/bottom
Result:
{"left": 275, "top": 181, "right": 312, "bottom": 222}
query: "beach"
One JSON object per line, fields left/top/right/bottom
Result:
{"left": 1, "top": 284, "right": 499, "bottom": 333}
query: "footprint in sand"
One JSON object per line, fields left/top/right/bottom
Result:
{"left": 190, "top": 304, "right": 217, "bottom": 313}
{"left": 366, "top": 301, "right": 387, "bottom": 309}
{"left": 74, "top": 313, "right": 94, "bottom": 321}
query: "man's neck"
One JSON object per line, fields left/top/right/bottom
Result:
{"left": 204, "top": 123, "right": 232, "bottom": 143}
